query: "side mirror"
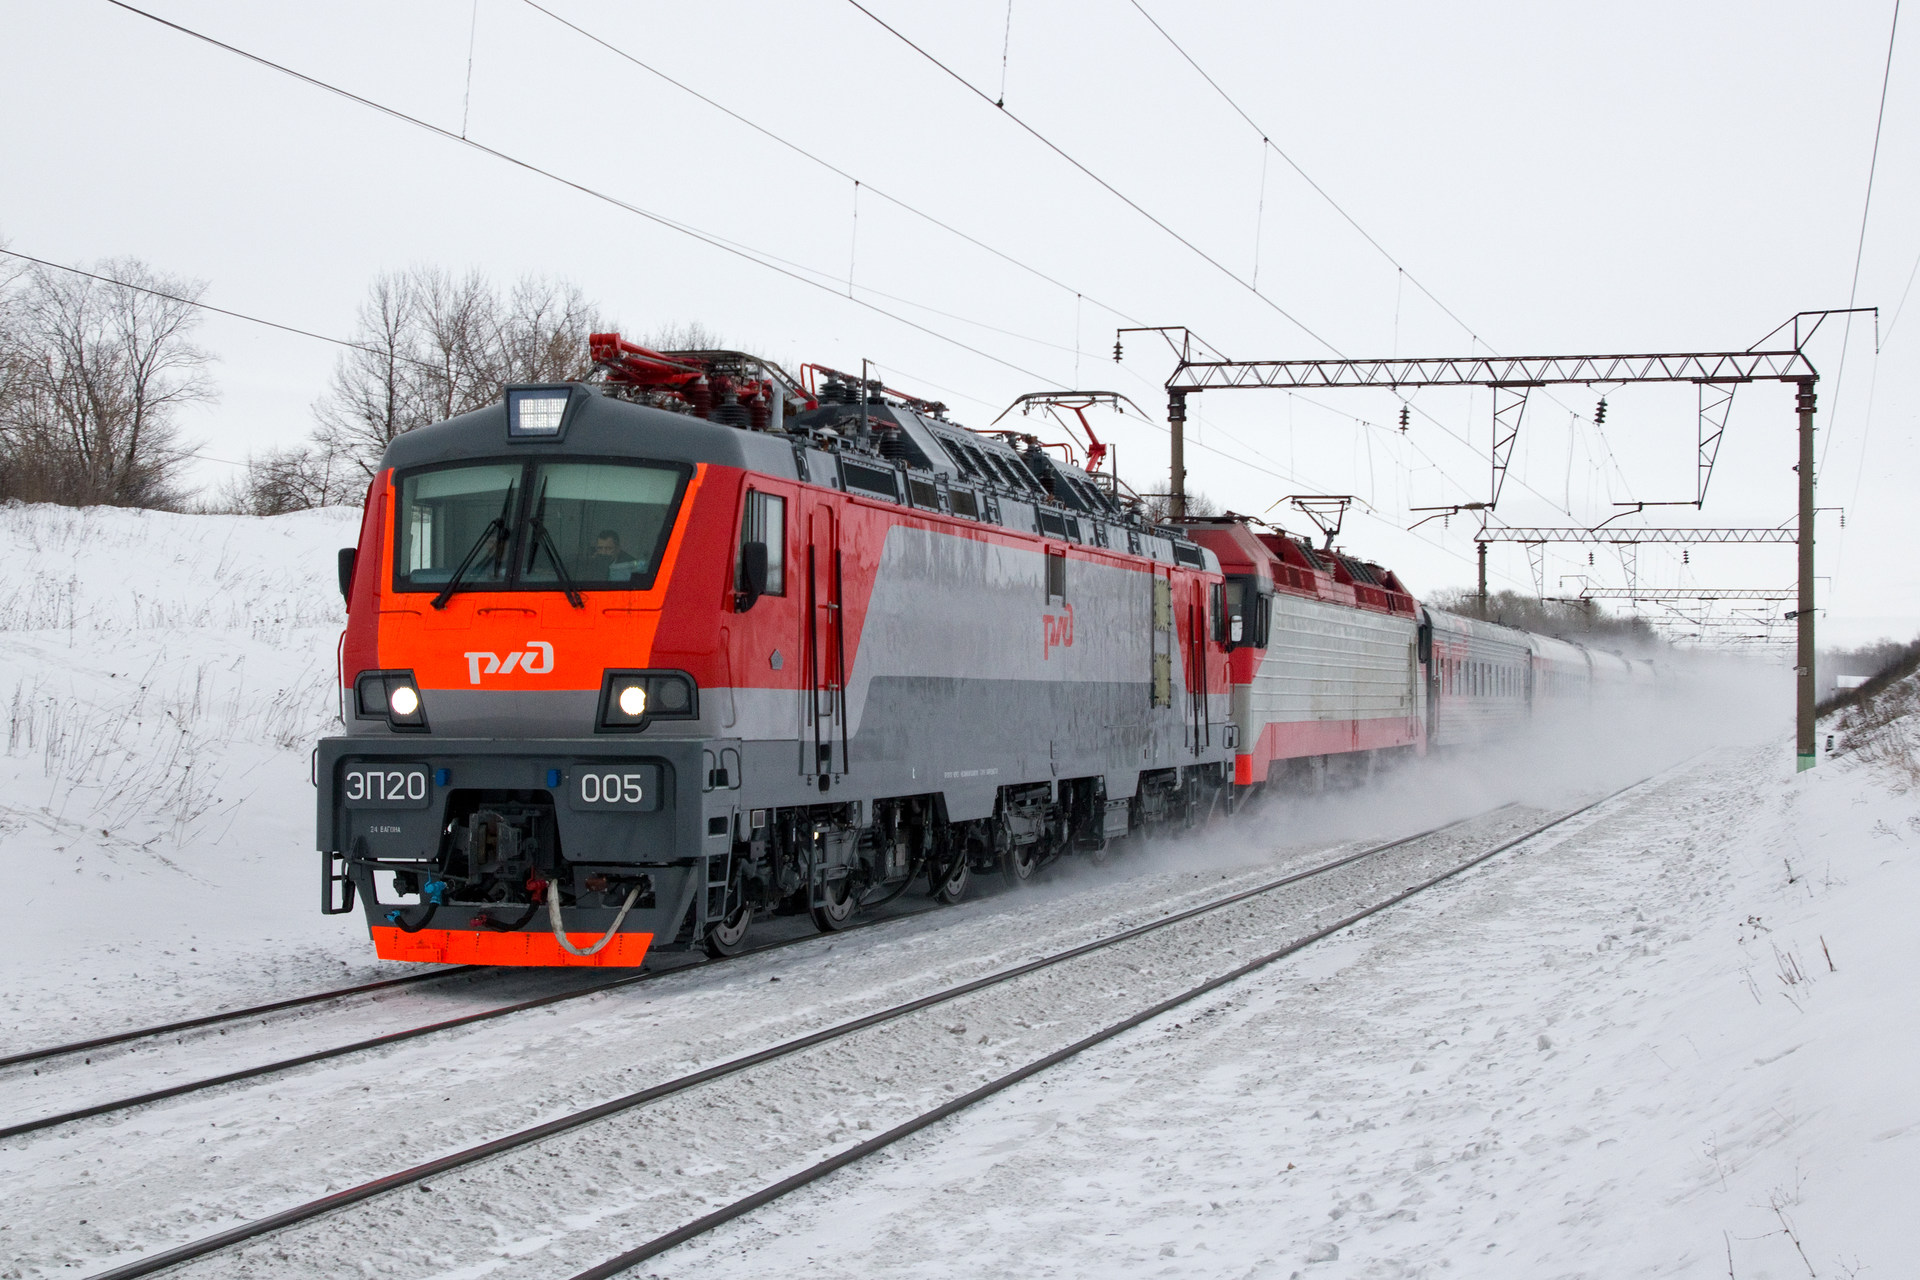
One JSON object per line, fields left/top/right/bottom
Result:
{"left": 337, "top": 547, "right": 357, "bottom": 603}
{"left": 736, "top": 541, "right": 769, "bottom": 612}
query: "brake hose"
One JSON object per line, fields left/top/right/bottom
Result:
{"left": 547, "top": 883, "right": 642, "bottom": 957}
{"left": 384, "top": 902, "right": 436, "bottom": 933}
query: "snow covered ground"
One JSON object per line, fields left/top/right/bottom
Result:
{"left": 670, "top": 743, "right": 1919, "bottom": 1280}
{"left": 0, "top": 501, "right": 381, "bottom": 1047}
{"left": 1, "top": 503, "right": 1912, "bottom": 1280}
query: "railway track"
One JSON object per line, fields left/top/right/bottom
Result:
{"left": 0, "top": 899, "right": 943, "bottom": 1143}
{"left": 64, "top": 783, "right": 1654, "bottom": 1280}
{"left": 0, "top": 963, "right": 485, "bottom": 1071}
{"left": 572, "top": 778, "right": 1651, "bottom": 1279}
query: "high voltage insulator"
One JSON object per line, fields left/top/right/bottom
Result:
{"left": 1112, "top": 339, "right": 1123, "bottom": 363}
{"left": 1595, "top": 397, "right": 1608, "bottom": 424}
{"left": 1398, "top": 405, "right": 1410, "bottom": 431}
{"left": 1683, "top": 550, "right": 1690, "bottom": 564}
{"left": 1588, "top": 551, "right": 1594, "bottom": 566}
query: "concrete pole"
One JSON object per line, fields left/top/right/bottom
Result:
{"left": 1168, "top": 389, "right": 1188, "bottom": 521}
{"left": 1796, "top": 379, "right": 1818, "bottom": 771}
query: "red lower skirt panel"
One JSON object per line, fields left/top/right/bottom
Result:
{"left": 369, "top": 926, "right": 654, "bottom": 967}
{"left": 1234, "top": 715, "right": 1420, "bottom": 786}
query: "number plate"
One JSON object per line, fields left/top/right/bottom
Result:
{"left": 342, "top": 765, "right": 432, "bottom": 809}
{"left": 569, "top": 764, "right": 662, "bottom": 811}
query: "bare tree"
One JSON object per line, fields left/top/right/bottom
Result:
{"left": 208, "top": 439, "right": 362, "bottom": 515}
{"left": 642, "top": 320, "right": 724, "bottom": 352}
{"left": 0, "top": 242, "right": 31, "bottom": 426}
{"left": 1138, "top": 488, "right": 1222, "bottom": 523}
{"left": 311, "top": 266, "right": 604, "bottom": 481}
{"left": 502, "top": 275, "right": 598, "bottom": 382}
{"left": 0, "top": 257, "right": 212, "bottom": 507}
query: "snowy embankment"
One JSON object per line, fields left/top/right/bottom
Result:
{"left": 0, "top": 502, "right": 372, "bottom": 1045}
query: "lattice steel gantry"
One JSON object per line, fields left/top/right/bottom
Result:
{"left": 1119, "top": 309, "right": 1876, "bottom": 770}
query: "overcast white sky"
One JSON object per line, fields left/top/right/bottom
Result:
{"left": 3, "top": 1, "right": 1913, "bottom": 648}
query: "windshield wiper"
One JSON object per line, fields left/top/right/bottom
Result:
{"left": 525, "top": 480, "right": 585, "bottom": 609}
{"left": 431, "top": 482, "right": 516, "bottom": 610}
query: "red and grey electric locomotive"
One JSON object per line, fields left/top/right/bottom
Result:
{"left": 316, "top": 336, "right": 1652, "bottom": 966}
{"left": 318, "top": 339, "right": 1235, "bottom": 966}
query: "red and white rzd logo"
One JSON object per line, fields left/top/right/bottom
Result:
{"left": 1042, "top": 603, "right": 1075, "bottom": 658}
{"left": 465, "top": 641, "right": 554, "bottom": 684}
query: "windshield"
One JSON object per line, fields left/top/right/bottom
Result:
{"left": 394, "top": 458, "right": 689, "bottom": 595}
{"left": 523, "top": 462, "right": 684, "bottom": 588}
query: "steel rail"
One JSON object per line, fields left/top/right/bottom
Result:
{"left": 0, "top": 966, "right": 484, "bottom": 1072}
{"left": 0, "top": 904, "right": 939, "bottom": 1143}
{"left": 573, "top": 774, "right": 1662, "bottom": 1278}
{"left": 80, "top": 806, "right": 1515, "bottom": 1280}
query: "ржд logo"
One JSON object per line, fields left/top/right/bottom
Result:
{"left": 465, "top": 641, "right": 554, "bottom": 684}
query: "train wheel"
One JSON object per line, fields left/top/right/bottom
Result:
{"left": 1001, "top": 842, "right": 1039, "bottom": 887}
{"left": 810, "top": 874, "right": 858, "bottom": 932}
{"left": 932, "top": 856, "right": 970, "bottom": 905}
{"left": 703, "top": 898, "right": 753, "bottom": 958}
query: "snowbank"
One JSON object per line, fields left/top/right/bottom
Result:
{"left": 0, "top": 502, "right": 382, "bottom": 1048}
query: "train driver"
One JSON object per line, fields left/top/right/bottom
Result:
{"left": 589, "top": 529, "right": 645, "bottom": 582}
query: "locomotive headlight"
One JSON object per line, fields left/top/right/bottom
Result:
{"left": 597, "top": 670, "right": 698, "bottom": 732}
{"left": 506, "top": 387, "right": 571, "bottom": 437}
{"left": 355, "top": 670, "right": 428, "bottom": 732}
{"left": 617, "top": 684, "right": 647, "bottom": 717}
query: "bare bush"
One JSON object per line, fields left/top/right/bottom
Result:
{"left": 311, "top": 267, "right": 602, "bottom": 479}
{"left": 1828, "top": 671, "right": 1920, "bottom": 790}
{"left": 0, "top": 257, "right": 212, "bottom": 508}
{"left": 207, "top": 441, "right": 361, "bottom": 515}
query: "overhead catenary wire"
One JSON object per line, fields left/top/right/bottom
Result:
{"left": 1822, "top": 0, "right": 1901, "bottom": 475}
{"left": 843, "top": 0, "right": 1342, "bottom": 356}
{"left": 515, "top": 0, "right": 1147, "bottom": 330}
{"left": 1121, "top": 0, "right": 1637, "bottom": 513}
{"left": 105, "top": 0, "right": 1069, "bottom": 393}
{"left": 1124, "top": 0, "right": 1478, "bottom": 346}
{"left": 0, "top": 247, "right": 447, "bottom": 375}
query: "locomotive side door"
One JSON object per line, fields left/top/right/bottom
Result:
{"left": 803, "top": 502, "right": 845, "bottom": 783}
{"left": 1150, "top": 571, "right": 1173, "bottom": 710}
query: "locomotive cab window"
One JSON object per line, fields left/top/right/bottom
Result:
{"left": 738, "top": 490, "right": 786, "bottom": 597}
{"left": 1214, "top": 577, "right": 1269, "bottom": 647}
{"left": 523, "top": 462, "right": 685, "bottom": 589}
{"left": 394, "top": 458, "right": 688, "bottom": 595}
{"left": 396, "top": 463, "right": 523, "bottom": 588}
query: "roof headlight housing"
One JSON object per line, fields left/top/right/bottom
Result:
{"left": 507, "top": 386, "right": 572, "bottom": 439}
{"left": 597, "top": 670, "right": 697, "bottom": 733}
